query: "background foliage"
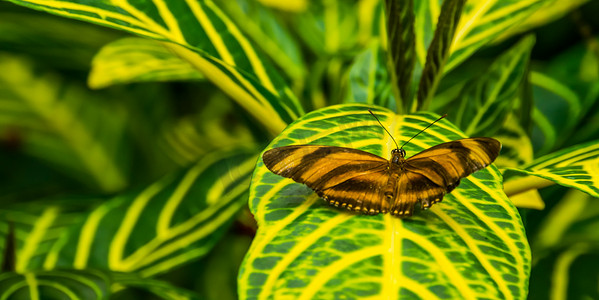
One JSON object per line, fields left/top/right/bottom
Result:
{"left": 0, "top": 0, "right": 598, "bottom": 299}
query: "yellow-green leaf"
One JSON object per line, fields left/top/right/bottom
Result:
{"left": 89, "top": 37, "right": 204, "bottom": 89}
{"left": 5, "top": 0, "right": 304, "bottom": 134}
{"left": 1, "top": 147, "right": 257, "bottom": 277}
{"left": 241, "top": 104, "right": 530, "bottom": 299}
{"left": 504, "top": 140, "right": 599, "bottom": 198}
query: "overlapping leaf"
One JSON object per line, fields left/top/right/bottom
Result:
{"left": 214, "top": 0, "right": 305, "bottom": 84}
{"left": 5, "top": 0, "right": 303, "bottom": 133}
{"left": 413, "top": 0, "right": 551, "bottom": 76}
{"left": 0, "top": 55, "right": 128, "bottom": 192}
{"left": 344, "top": 41, "right": 395, "bottom": 111}
{"left": 448, "top": 35, "right": 535, "bottom": 137}
{"left": 417, "top": 0, "right": 465, "bottom": 111}
{"left": 89, "top": 37, "right": 205, "bottom": 89}
{"left": 504, "top": 140, "right": 599, "bottom": 198}
{"left": 0, "top": 147, "right": 257, "bottom": 278}
{"left": 241, "top": 104, "right": 530, "bottom": 299}
{"left": 0, "top": 269, "right": 111, "bottom": 299}
{"left": 0, "top": 269, "right": 201, "bottom": 299}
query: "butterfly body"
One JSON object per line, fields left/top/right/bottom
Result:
{"left": 263, "top": 137, "right": 500, "bottom": 217}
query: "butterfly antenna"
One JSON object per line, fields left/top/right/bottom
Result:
{"left": 368, "top": 109, "right": 400, "bottom": 150}
{"left": 400, "top": 114, "right": 447, "bottom": 149}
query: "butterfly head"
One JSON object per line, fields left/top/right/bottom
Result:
{"left": 391, "top": 148, "right": 406, "bottom": 164}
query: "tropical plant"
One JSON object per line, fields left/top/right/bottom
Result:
{"left": 0, "top": 0, "right": 598, "bottom": 299}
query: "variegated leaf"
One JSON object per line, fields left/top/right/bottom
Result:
{"left": 413, "top": 0, "right": 551, "bottom": 77}
{"left": 0, "top": 269, "right": 111, "bottom": 299}
{"left": 504, "top": 140, "right": 599, "bottom": 198}
{"left": 449, "top": 35, "right": 535, "bottom": 137}
{"left": 0, "top": 148, "right": 256, "bottom": 277}
{"left": 241, "top": 104, "right": 530, "bottom": 300}
{"left": 89, "top": 37, "right": 204, "bottom": 89}
{"left": 5, "top": 0, "right": 303, "bottom": 133}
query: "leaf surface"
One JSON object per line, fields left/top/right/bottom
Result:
{"left": 241, "top": 104, "right": 530, "bottom": 300}
{"left": 0, "top": 148, "right": 257, "bottom": 277}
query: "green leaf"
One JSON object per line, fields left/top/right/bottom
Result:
{"left": 504, "top": 139, "right": 599, "bottom": 198}
{"left": 1, "top": 147, "right": 257, "bottom": 277}
{"left": 344, "top": 41, "right": 396, "bottom": 111}
{"left": 89, "top": 37, "right": 204, "bottom": 89}
{"left": 412, "top": 0, "right": 551, "bottom": 77}
{"left": 417, "top": 0, "right": 465, "bottom": 111}
{"left": 214, "top": 0, "right": 306, "bottom": 84}
{"left": 528, "top": 189, "right": 599, "bottom": 299}
{"left": 445, "top": 0, "right": 551, "bottom": 72}
{"left": 450, "top": 35, "right": 535, "bottom": 137}
{"left": 493, "top": 0, "right": 589, "bottom": 43}
{"left": 0, "top": 269, "right": 111, "bottom": 299}
{"left": 112, "top": 272, "right": 201, "bottom": 299}
{"left": 240, "top": 104, "right": 530, "bottom": 299}
{"left": 0, "top": 54, "right": 128, "bottom": 192}
{"left": 0, "top": 10, "right": 121, "bottom": 71}
{"left": 293, "top": 1, "right": 381, "bottom": 55}
{"left": 530, "top": 71, "right": 582, "bottom": 154}
{"left": 385, "top": 0, "right": 416, "bottom": 111}
{"left": 5, "top": 0, "right": 303, "bottom": 133}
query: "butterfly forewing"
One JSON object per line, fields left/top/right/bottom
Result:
{"left": 262, "top": 145, "right": 390, "bottom": 214}
{"left": 405, "top": 137, "right": 501, "bottom": 188}
{"left": 262, "top": 137, "right": 501, "bottom": 218}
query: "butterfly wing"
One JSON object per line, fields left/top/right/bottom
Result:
{"left": 389, "top": 137, "right": 501, "bottom": 216}
{"left": 262, "top": 145, "right": 390, "bottom": 214}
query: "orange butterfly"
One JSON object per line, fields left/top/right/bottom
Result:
{"left": 262, "top": 111, "right": 501, "bottom": 217}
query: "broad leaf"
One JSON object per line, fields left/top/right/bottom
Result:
{"left": 450, "top": 35, "right": 535, "bottom": 137}
{"left": 0, "top": 148, "right": 257, "bottom": 277}
{"left": 89, "top": 37, "right": 204, "bottom": 89}
{"left": 240, "top": 104, "right": 530, "bottom": 299}
{"left": 504, "top": 140, "right": 599, "bottom": 198}
{"left": 5, "top": 0, "right": 303, "bottom": 133}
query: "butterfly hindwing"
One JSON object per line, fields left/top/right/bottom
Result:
{"left": 262, "top": 145, "right": 390, "bottom": 214}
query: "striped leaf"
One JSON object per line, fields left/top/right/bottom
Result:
{"left": 0, "top": 54, "right": 128, "bottom": 192}
{"left": 241, "top": 104, "right": 530, "bottom": 299}
{"left": 385, "top": 0, "right": 416, "bottom": 111}
{"left": 413, "top": 0, "right": 551, "bottom": 78}
{"left": 504, "top": 140, "right": 599, "bottom": 198}
{"left": 5, "top": 0, "right": 303, "bottom": 133}
{"left": 417, "top": 0, "right": 465, "bottom": 111}
{"left": 528, "top": 189, "right": 599, "bottom": 299}
{"left": 0, "top": 269, "right": 201, "bottom": 299}
{"left": 493, "top": 0, "right": 589, "bottom": 42}
{"left": 0, "top": 148, "right": 256, "bottom": 277}
{"left": 449, "top": 35, "right": 535, "bottom": 137}
{"left": 0, "top": 269, "right": 111, "bottom": 299}
{"left": 214, "top": 0, "right": 306, "bottom": 84}
{"left": 89, "top": 37, "right": 204, "bottom": 89}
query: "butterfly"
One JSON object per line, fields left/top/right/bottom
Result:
{"left": 262, "top": 111, "right": 501, "bottom": 217}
